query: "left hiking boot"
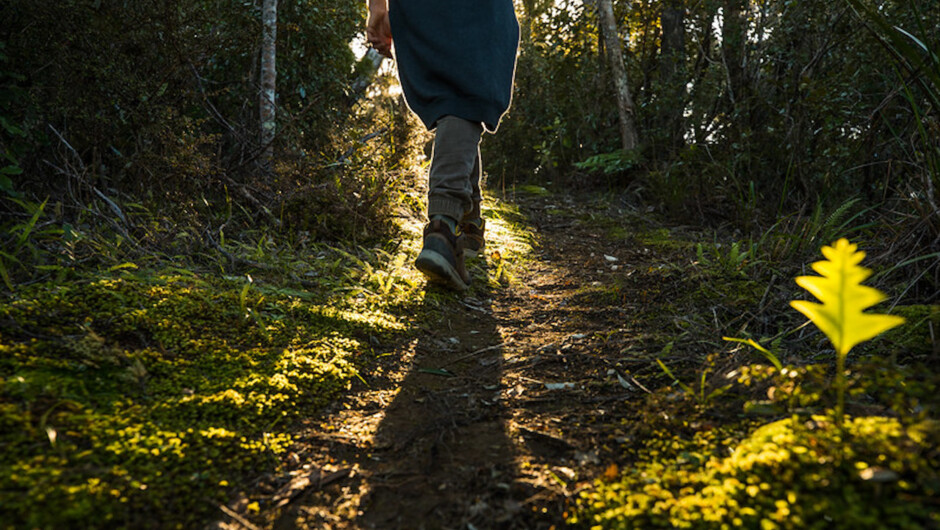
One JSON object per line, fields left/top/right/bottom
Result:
{"left": 460, "top": 218, "right": 485, "bottom": 258}
{"left": 415, "top": 220, "right": 469, "bottom": 291}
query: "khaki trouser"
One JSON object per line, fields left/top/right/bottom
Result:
{"left": 427, "top": 116, "right": 484, "bottom": 224}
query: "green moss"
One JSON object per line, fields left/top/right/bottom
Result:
{"left": 606, "top": 225, "right": 630, "bottom": 241}
{"left": 637, "top": 228, "right": 695, "bottom": 251}
{"left": 515, "top": 184, "right": 551, "bottom": 196}
{"left": 573, "top": 415, "right": 940, "bottom": 529}
{"left": 0, "top": 270, "right": 405, "bottom": 528}
{"left": 881, "top": 305, "right": 939, "bottom": 358}
{"left": 0, "top": 189, "right": 538, "bottom": 528}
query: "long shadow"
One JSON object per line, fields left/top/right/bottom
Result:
{"left": 271, "top": 196, "right": 580, "bottom": 529}
{"left": 355, "top": 274, "right": 520, "bottom": 528}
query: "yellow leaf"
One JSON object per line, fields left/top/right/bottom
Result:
{"left": 790, "top": 239, "right": 904, "bottom": 356}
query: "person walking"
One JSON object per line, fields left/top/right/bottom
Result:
{"left": 366, "top": 0, "right": 519, "bottom": 291}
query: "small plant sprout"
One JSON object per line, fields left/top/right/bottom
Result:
{"left": 790, "top": 238, "right": 905, "bottom": 423}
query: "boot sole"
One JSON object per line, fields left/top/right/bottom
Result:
{"left": 415, "top": 249, "right": 469, "bottom": 291}
{"left": 462, "top": 239, "right": 484, "bottom": 259}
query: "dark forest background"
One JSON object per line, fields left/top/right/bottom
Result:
{"left": 1, "top": 0, "right": 937, "bottom": 294}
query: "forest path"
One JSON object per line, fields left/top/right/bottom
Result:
{"left": 269, "top": 190, "right": 668, "bottom": 529}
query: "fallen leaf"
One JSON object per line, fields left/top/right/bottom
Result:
{"left": 544, "top": 382, "right": 576, "bottom": 391}
{"left": 603, "top": 463, "right": 619, "bottom": 481}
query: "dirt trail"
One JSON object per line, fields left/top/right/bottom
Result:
{"left": 269, "top": 192, "right": 661, "bottom": 529}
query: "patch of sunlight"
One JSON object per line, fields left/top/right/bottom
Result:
{"left": 484, "top": 194, "right": 536, "bottom": 261}
{"left": 385, "top": 190, "right": 536, "bottom": 291}
{"left": 322, "top": 306, "right": 405, "bottom": 331}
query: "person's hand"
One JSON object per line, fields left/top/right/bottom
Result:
{"left": 367, "top": 0, "right": 392, "bottom": 58}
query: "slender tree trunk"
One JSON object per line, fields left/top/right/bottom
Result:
{"left": 260, "top": 0, "right": 278, "bottom": 167}
{"left": 690, "top": 10, "right": 716, "bottom": 145}
{"left": 597, "top": 0, "right": 639, "bottom": 152}
{"left": 722, "top": 0, "right": 747, "bottom": 106}
{"left": 521, "top": 0, "right": 536, "bottom": 43}
{"left": 660, "top": 0, "right": 686, "bottom": 152}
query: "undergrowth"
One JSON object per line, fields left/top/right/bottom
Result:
{"left": 0, "top": 265, "right": 405, "bottom": 528}
{"left": 568, "top": 193, "right": 940, "bottom": 529}
{"left": 0, "top": 184, "right": 533, "bottom": 528}
{"left": 573, "top": 415, "right": 940, "bottom": 529}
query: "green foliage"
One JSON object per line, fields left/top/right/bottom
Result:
{"left": 0, "top": 41, "right": 24, "bottom": 198}
{"left": 0, "top": 267, "right": 405, "bottom": 528}
{"left": 695, "top": 241, "right": 758, "bottom": 278}
{"left": 791, "top": 239, "right": 906, "bottom": 358}
{"left": 791, "top": 239, "right": 905, "bottom": 422}
{"left": 575, "top": 150, "right": 640, "bottom": 176}
{"left": 575, "top": 211, "right": 936, "bottom": 529}
{"left": 1, "top": 0, "right": 362, "bottom": 182}
{"left": 573, "top": 415, "right": 940, "bottom": 529}
{"left": 490, "top": 0, "right": 939, "bottom": 250}
{"left": 0, "top": 0, "right": 416, "bottom": 260}
{"left": 844, "top": 0, "right": 940, "bottom": 235}
{"left": 486, "top": 0, "right": 617, "bottom": 180}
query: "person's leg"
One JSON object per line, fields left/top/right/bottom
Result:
{"left": 463, "top": 151, "right": 482, "bottom": 222}
{"left": 415, "top": 116, "right": 483, "bottom": 290}
{"left": 426, "top": 116, "right": 483, "bottom": 224}
{"left": 459, "top": 151, "right": 486, "bottom": 257}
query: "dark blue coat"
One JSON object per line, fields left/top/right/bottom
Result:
{"left": 390, "top": 0, "right": 519, "bottom": 132}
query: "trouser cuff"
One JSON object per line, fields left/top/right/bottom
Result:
{"left": 428, "top": 197, "right": 466, "bottom": 222}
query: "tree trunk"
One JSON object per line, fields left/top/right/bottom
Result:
{"left": 722, "top": 0, "right": 747, "bottom": 106}
{"left": 660, "top": 0, "right": 686, "bottom": 151}
{"left": 597, "top": 0, "right": 639, "bottom": 152}
{"left": 260, "top": 0, "right": 278, "bottom": 167}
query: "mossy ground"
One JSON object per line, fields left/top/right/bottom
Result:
{"left": 573, "top": 415, "right": 940, "bottom": 529}
{"left": 0, "top": 189, "right": 536, "bottom": 529}
{"left": 552, "top": 192, "right": 940, "bottom": 529}
{"left": 0, "top": 267, "right": 406, "bottom": 528}
{"left": 2, "top": 186, "right": 937, "bottom": 528}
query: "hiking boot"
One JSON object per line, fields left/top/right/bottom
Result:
{"left": 460, "top": 218, "right": 485, "bottom": 258}
{"left": 415, "top": 220, "right": 470, "bottom": 291}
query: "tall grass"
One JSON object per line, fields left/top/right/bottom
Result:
{"left": 846, "top": 0, "right": 940, "bottom": 230}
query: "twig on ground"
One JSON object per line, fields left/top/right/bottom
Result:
{"left": 444, "top": 343, "right": 506, "bottom": 367}
{"left": 627, "top": 374, "right": 652, "bottom": 394}
{"left": 217, "top": 504, "right": 262, "bottom": 530}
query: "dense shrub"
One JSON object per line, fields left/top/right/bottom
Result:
{"left": 487, "top": 0, "right": 940, "bottom": 228}
{"left": 0, "top": 0, "right": 362, "bottom": 193}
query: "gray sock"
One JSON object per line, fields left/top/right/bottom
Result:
{"left": 430, "top": 214, "right": 458, "bottom": 234}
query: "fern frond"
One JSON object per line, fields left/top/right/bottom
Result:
{"left": 819, "top": 197, "right": 860, "bottom": 241}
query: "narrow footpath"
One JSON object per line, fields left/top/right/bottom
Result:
{"left": 264, "top": 191, "right": 683, "bottom": 529}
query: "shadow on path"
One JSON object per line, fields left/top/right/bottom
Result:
{"left": 270, "top": 192, "right": 642, "bottom": 529}
{"left": 355, "top": 285, "right": 518, "bottom": 528}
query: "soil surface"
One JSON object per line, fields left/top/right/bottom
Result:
{"left": 250, "top": 193, "right": 675, "bottom": 529}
